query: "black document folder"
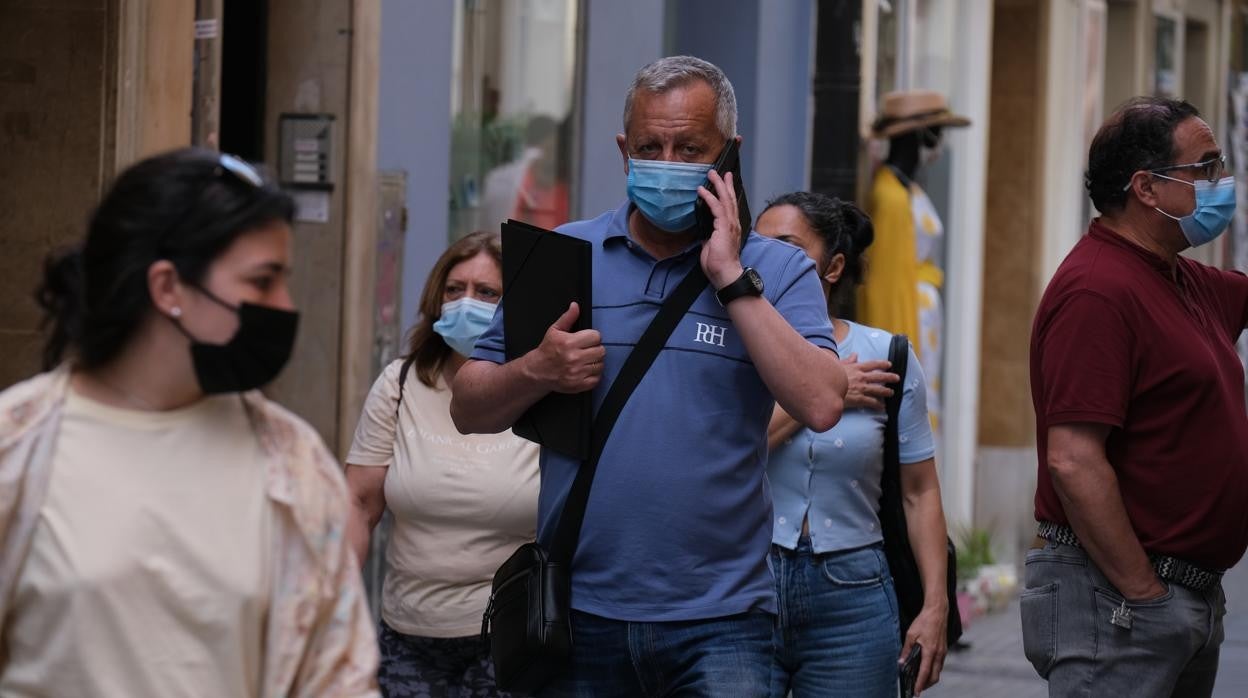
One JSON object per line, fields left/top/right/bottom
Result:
{"left": 501, "top": 219, "right": 593, "bottom": 460}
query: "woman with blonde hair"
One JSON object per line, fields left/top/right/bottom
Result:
{"left": 346, "top": 231, "right": 539, "bottom": 697}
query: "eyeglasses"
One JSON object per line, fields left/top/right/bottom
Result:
{"left": 217, "top": 153, "right": 264, "bottom": 188}
{"left": 1148, "top": 154, "right": 1227, "bottom": 184}
{"left": 158, "top": 153, "right": 266, "bottom": 253}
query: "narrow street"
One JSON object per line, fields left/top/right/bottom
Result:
{"left": 929, "top": 562, "right": 1248, "bottom": 696}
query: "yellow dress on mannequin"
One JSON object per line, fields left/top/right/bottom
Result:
{"left": 862, "top": 89, "right": 969, "bottom": 439}
{"left": 859, "top": 167, "right": 920, "bottom": 344}
{"left": 860, "top": 166, "right": 945, "bottom": 435}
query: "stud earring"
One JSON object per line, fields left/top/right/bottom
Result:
{"left": 170, "top": 307, "right": 182, "bottom": 318}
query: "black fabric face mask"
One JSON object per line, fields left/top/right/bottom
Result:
{"left": 176, "top": 287, "right": 300, "bottom": 394}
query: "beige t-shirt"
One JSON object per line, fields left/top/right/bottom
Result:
{"left": 347, "top": 360, "right": 539, "bottom": 638}
{"left": 0, "top": 388, "right": 271, "bottom": 698}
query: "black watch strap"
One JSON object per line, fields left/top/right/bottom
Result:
{"left": 715, "top": 267, "right": 764, "bottom": 306}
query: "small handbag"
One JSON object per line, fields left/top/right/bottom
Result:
{"left": 878, "top": 333, "right": 963, "bottom": 646}
{"left": 481, "top": 264, "right": 710, "bottom": 693}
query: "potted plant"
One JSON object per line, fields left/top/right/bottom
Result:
{"left": 955, "top": 527, "right": 995, "bottom": 625}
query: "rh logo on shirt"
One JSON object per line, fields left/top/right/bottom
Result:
{"left": 695, "top": 322, "right": 727, "bottom": 348}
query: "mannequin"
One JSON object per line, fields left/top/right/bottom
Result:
{"left": 886, "top": 130, "right": 922, "bottom": 180}
{"left": 860, "top": 90, "right": 969, "bottom": 440}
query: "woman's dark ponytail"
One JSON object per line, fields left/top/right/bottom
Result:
{"left": 36, "top": 247, "right": 86, "bottom": 370}
{"left": 832, "top": 201, "right": 875, "bottom": 287}
{"left": 760, "top": 191, "right": 875, "bottom": 292}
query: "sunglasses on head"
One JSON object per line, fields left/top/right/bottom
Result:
{"left": 217, "top": 153, "right": 264, "bottom": 188}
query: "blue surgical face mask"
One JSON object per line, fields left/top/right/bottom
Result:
{"left": 1152, "top": 174, "right": 1237, "bottom": 247}
{"left": 626, "top": 158, "right": 713, "bottom": 233}
{"left": 433, "top": 297, "right": 497, "bottom": 357}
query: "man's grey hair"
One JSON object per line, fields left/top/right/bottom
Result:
{"left": 623, "top": 55, "right": 737, "bottom": 140}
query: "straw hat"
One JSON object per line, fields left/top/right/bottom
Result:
{"left": 870, "top": 90, "right": 970, "bottom": 139}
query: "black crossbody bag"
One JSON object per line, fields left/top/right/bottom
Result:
{"left": 481, "top": 264, "right": 710, "bottom": 693}
{"left": 878, "top": 334, "right": 963, "bottom": 646}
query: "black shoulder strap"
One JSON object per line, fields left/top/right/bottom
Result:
{"left": 882, "top": 334, "right": 911, "bottom": 484}
{"left": 549, "top": 263, "right": 710, "bottom": 561}
{"left": 395, "top": 354, "right": 417, "bottom": 416}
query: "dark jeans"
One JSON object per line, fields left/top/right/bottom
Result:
{"left": 1020, "top": 539, "right": 1226, "bottom": 697}
{"left": 378, "top": 621, "right": 511, "bottom": 698}
{"left": 770, "top": 539, "right": 900, "bottom": 698}
{"left": 536, "top": 609, "right": 774, "bottom": 697}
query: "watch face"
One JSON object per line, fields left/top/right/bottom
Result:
{"left": 717, "top": 268, "right": 763, "bottom": 306}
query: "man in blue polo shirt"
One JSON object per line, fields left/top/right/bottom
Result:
{"left": 451, "top": 55, "right": 847, "bottom": 696}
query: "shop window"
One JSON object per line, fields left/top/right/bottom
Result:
{"left": 876, "top": 0, "right": 902, "bottom": 99}
{"left": 1183, "top": 19, "right": 1211, "bottom": 115}
{"left": 448, "top": 0, "right": 582, "bottom": 242}
{"left": 1155, "top": 15, "right": 1180, "bottom": 98}
{"left": 1082, "top": 1, "right": 1107, "bottom": 222}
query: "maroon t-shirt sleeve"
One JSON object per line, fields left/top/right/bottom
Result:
{"left": 1212, "top": 269, "right": 1248, "bottom": 335}
{"left": 1038, "top": 290, "right": 1134, "bottom": 428}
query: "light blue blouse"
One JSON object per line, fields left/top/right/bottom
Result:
{"left": 768, "top": 320, "right": 935, "bottom": 553}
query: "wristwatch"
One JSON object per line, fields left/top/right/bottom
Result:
{"left": 715, "top": 267, "right": 764, "bottom": 306}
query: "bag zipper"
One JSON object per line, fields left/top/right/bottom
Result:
{"left": 480, "top": 567, "right": 530, "bottom": 644}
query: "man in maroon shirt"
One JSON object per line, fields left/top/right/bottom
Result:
{"left": 1025, "top": 96, "right": 1247, "bottom": 696}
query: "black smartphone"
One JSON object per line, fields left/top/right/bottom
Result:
{"left": 899, "top": 644, "right": 921, "bottom": 698}
{"left": 693, "top": 139, "right": 751, "bottom": 246}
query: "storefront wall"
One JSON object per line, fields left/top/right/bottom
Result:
{"left": 576, "top": 0, "right": 666, "bottom": 219}
{"left": 666, "top": 0, "right": 815, "bottom": 207}
{"left": 380, "top": 0, "right": 455, "bottom": 333}
{"left": 974, "top": 0, "right": 1236, "bottom": 563}
{"left": 384, "top": 0, "right": 817, "bottom": 332}
{"left": 860, "top": 0, "right": 994, "bottom": 528}
{"left": 977, "top": 0, "right": 1049, "bottom": 562}
{"left": 0, "top": 0, "right": 195, "bottom": 391}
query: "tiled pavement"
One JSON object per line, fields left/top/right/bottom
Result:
{"left": 924, "top": 562, "right": 1248, "bottom": 697}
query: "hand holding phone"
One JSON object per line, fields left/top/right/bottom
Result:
{"left": 693, "top": 139, "right": 751, "bottom": 247}
{"left": 899, "top": 644, "right": 921, "bottom": 698}
{"left": 693, "top": 139, "right": 755, "bottom": 288}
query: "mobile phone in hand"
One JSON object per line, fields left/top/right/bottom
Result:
{"left": 899, "top": 644, "right": 922, "bottom": 698}
{"left": 692, "top": 139, "right": 751, "bottom": 246}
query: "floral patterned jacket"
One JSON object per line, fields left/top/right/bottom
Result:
{"left": 0, "top": 367, "right": 380, "bottom": 697}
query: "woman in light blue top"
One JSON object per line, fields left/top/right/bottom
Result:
{"left": 757, "top": 192, "right": 951, "bottom": 698}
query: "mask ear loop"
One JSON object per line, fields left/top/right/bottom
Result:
{"left": 1140, "top": 171, "right": 1198, "bottom": 221}
{"left": 162, "top": 275, "right": 241, "bottom": 345}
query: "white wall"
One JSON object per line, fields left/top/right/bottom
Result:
{"left": 1040, "top": 0, "right": 1104, "bottom": 285}
{"left": 941, "top": 0, "right": 994, "bottom": 528}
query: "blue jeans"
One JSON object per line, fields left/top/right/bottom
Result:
{"left": 536, "top": 609, "right": 774, "bottom": 697}
{"left": 770, "top": 538, "right": 900, "bottom": 698}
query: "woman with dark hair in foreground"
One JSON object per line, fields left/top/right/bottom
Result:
{"left": 0, "top": 148, "right": 379, "bottom": 697}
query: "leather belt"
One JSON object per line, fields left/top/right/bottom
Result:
{"left": 1036, "top": 521, "right": 1224, "bottom": 593}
